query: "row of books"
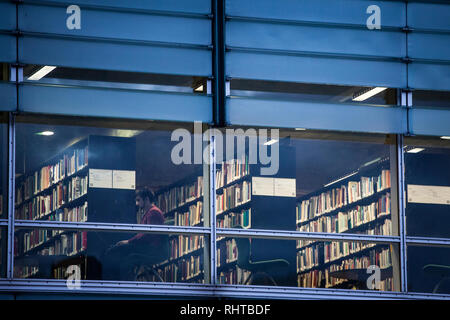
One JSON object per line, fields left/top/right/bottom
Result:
{"left": 46, "top": 202, "right": 88, "bottom": 223}
{"left": 173, "top": 202, "right": 203, "bottom": 227}
{"left": 216, "top": 181, "right": 251, "bottom": 214}
{"left": 169, "top": 235, "right": 205, "bottom": 260}
{"left": 297, "top": 248, "right": 393, "bottom": 290}
{"left": 216, "top": 208, "right": 251, "bottom": 229}
{"left": 15, "top": 229, "right": 87, "bottom": 257}
{"left": 297, "top": 170, "right": 391, "bottom": 223}
{"left": 217, "top": 239, "right": 238, "bottom": 267}
{"left": 14, "top": 265, "right": 39, "bottom": 278}
{"left": 297, "top": 193, "right": 391, "bottom": 234}
{"left": 156, "top": 176, "right": 203, "bottom": 214}
{"left": 219, "top": 266, "right": 251, "bottom": 285}
{"left": 14, "top": 175, "right": 88, "bottom": 220}
{"left": 178, "top": 255, "right": 203, "bottom": 282}
{"left": 53, "top": 264, "right": 82, "bottom": 280}
{"left": 151, "top": 256, "right": 205, "bottom": 283}
{"left": 297, "top": 241, "right": 378, "bottom": 273}
{"left": 216, "top": 154, "right": 250, "bottom": 189}
{"left": 15, "top": 147, "right": 88, "bottom": 205}
{"left": 297, "top": 219, "right": 392, "bottom": 252}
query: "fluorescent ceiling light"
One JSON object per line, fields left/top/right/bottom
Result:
{"left": 36, "top": 131, "right": 54, "bottom": 136}
{"left": 352, "top": 87, "right": 387, "bottom": 102}
{"left": 324, "top": 172, "right": 358, "bottom": 187}
{"left": 264, "top": 139, "right": 278, "bottom": 146}
{"left": 27, "top": 66, "right": 57, "bottom": 81}
{"left": 295, "top": 128, "right": 306, "bottom": 131}
{"left": 407, "top": 148, "right": 425, "bottom": 153}
{"left": 440, "top": 136, "right": 450, "bottom": 140}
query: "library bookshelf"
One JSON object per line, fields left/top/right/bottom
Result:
{"left": 13, "top": 135, "right": 136, "bottom": 280}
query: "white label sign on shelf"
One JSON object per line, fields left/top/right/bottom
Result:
{"left": 89, "top": 169, "right": 112, "bottom": 189}
{"left": 274, "top": 178, "right": 296, "bottom": 197}
{"left": 407, "top": 184, "right": 450, "bottom": 205}
{"left": 252, "top": 177, "right": 296, "bottom": 197}
{"left": 113, "top": 170, "right": 136, "bottom": 190}
{"left": 252, "top": 177, "right": 275, "bottom": 196}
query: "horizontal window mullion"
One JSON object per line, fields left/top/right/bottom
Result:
{"left": 216, "top": 227, "right": 400, "bottom": 243}
{"left": 2, "top": 280, "right": 450, "bottom": 300}
{"left": 226, "top": 15, "right": 402, "bottom": 32}
{"left": 19, "top": 31, "right": 212, "bottom": 51}
{"left": 406, "top": 236, "right": 450, "bottom": 247}
{"left": 14, "top": 220, "right": 211, "bottom": 235}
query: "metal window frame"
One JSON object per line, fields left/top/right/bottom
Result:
{"left": 2, "top": 111, "right": 450, "bottom": 300}
{"left": 2, "top": 1, "right": 450, "bottom": 301}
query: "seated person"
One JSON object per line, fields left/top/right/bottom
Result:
{"left": 102, "top": 188, "right": 167, "bottom": 280}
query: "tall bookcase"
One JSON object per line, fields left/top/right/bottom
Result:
{"left": 150, "top": 170, "right": 206, "bottom": 283}
{"left": 295, "top": 157, "right": 400, "bottom": 290}
{"left": 13, "top": 135, "right": 136, "bottom": 280}
{"left": 216, "top": 144, "right": 297, "bottom": 286}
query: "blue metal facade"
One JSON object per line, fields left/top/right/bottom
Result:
{"left": 0, "top": 0, "right": 450, "bottom": 300}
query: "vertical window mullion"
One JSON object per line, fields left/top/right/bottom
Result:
{"left": 6, "top": 112, "right": 15, "bottom": 279}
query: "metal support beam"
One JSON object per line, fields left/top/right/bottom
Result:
{"left": 212, "top": 0, "right": 226, "bottom": 126}
{"left": 6, "top": 113, "right": 15, "bottom": 279}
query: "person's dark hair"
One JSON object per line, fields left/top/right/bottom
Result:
{"left": 136, "top": 188, "right": 156, "bottom": 204}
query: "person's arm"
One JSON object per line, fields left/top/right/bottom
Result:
{"left": 128, "top": 208, "right": 164, "bottom": 245}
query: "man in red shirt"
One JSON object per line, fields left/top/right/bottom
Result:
{"left": 103, "top": 189, "right": 167, "bottom": 280}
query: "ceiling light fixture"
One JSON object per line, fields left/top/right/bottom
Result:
{"left": 407, "top": 148, "right": 425, "bottom": 153}
{"left": 36, "top": 131, "right": 54, "bottom": 136}
{"left": 352, "top": 87, "right": 387, "bottom": 102}
{"left": 27, "top": 66, "right": 57, "bottom": 81}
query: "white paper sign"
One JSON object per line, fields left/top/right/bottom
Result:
{"left": 113, "top": 170, "right": 136, "bottom": 190}
{"left": 252, "top": 177, "right": 274, "bottom": 196}
{"left": 89, "top": 169, "right": 112, "bottom": 189}
{"left": 252, "top": 177, "right": 296, "bottom": 197}
{"left": 407, "top": 184, "right": 450, "bottom": 205}
{"left": 274, "top": 178, "right": 296, "bottom": 197}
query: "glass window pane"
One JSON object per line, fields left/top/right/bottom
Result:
{"left": 23, "top": 65, "right": 208, "bottom": 95}
{"left": 14, "top": 227, "right": 209, "bottom": 283}
{"left": 404, "top": 136, "right": 450, "bottom": 238}
{"left": 231, "top": 80, "right": 398, "bottom": 107}
{"left": 413, "top": 90, "right": 450, "bottom": 109}
{"left": 0, "top": 227, "right": 6, "bottom": 278}
{"left": 216, "top": 235, "right": 400, "bottom": 291}
{"left": 15, "top": 115, "right": 206, "bottom": 227}
{"left": 0, "top": 113, "right": 7, "bottom": 220}
{"left": 216, "top": 128, "right": 397, "bottom": 236}
{"left": 407, "top": 245, "right": 450, "bottom": 294}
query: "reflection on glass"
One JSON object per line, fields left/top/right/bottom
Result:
{"left": 217, "top": 236, "right": 399, "bottom": 291}
{"left": 216, "top": 129, "right": 396, "bottom": 236}
{"left": 14, "top": 228, "right": 208, "bottom": 283}
{"left": 0, "top": 114, "right": 7, "bottom": 220}
{"left": 413, "top": 90, "right": 450, "bottom": 109}
{"left": 407, "top": 245, "right": 450, "bottom": 294}
{"left": 14, "top": 116, "right": 205, "bottom": 227}
{"left": 404, "top": 136, "right": 450, "bottom": 238}
{"left": 0, "top": 227, "right": 6, "bottom": 278}
{"left": 230, "top": 79, "right": 397, "bottom": 106}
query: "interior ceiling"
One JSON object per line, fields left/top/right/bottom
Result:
{"left": 15, "top": 120, "right": 392, "bottom": 197}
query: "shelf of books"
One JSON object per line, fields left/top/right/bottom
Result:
{"left": 215, "top": 145, "right": 297, "bottom": 285}
{"left": 295, "top": 160, "right": 395, "bottom": 291}
{"left": 151, "top": 172, "right": 206, "bottom": 283}
{"left": 150, "top": 234, "right": 205, "bottom": 283}
{"left": 13, "top": 135, "right": 136, "bottom": 279}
